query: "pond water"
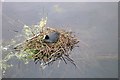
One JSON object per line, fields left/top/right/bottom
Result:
{"left": 2, "top": 2, "right": 118, "bottom": 78}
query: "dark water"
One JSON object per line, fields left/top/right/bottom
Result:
{"left": 2, "top": 2, "right": 118, "bottom": 78}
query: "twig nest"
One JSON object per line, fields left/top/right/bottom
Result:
{"left": 14, "top": 27, "right": 79, "bottom": 66}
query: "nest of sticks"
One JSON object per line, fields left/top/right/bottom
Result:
{"left": 14, "top": 27, "right": 79, "bottom": 66}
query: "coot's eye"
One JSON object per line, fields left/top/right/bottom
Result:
{"left": 45, "top": 35, "right": 49, "bottom": 39}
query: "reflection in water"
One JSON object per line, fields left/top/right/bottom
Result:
{"left": 2, "top": 2, "right": 118, "bottom": 78}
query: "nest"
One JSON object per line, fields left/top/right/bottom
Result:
{"left": 14, "top": 27, "right": 79, "bottom": 66}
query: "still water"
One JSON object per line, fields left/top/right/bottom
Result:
{"left": 2, "top": 2, "right": 118, "bottom": 78}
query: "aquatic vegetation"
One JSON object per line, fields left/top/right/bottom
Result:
{"left": 1, "top": 17, "right": 79, "bottom": 76}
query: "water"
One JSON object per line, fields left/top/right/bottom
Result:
{"left": 2, "top": 2, "right": 118, "bottom": 78}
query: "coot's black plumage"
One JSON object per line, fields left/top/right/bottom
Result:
{"left": 43, "top": 32, "right": 60, "bottom": 43}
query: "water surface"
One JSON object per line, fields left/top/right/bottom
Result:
{"left": 2, "top": 2, "right": 118, "bottom": 78}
